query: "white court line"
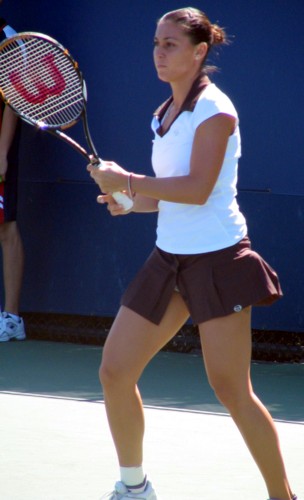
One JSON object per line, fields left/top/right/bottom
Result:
{"left": 1, "top": 389, "right": 303, "bottom": 424}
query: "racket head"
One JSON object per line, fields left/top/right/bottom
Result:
{"left": 0, "top": 32, "right": 85, "bottom": 130}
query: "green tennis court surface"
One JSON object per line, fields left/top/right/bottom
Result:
{"left": 1, "top": 340, "right": 303, "bottom": 499}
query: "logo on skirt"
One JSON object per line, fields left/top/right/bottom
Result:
{"left": 234, "top": 305, "right": 243, "bottom": 312}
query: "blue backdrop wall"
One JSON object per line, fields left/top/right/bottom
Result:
{"left": 1, "top": 0, "right": 303, "bottom": 331}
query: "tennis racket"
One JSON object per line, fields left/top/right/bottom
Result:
{"left": 0, "top": 32, "right": 133, "bottom": 210}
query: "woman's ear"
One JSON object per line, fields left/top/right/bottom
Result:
{"left": 194, "top": 42, "right": 208, "bottom": 61}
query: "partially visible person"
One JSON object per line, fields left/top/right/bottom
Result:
{"left": 0, "top": 16, "right": 25, "bottom": 342}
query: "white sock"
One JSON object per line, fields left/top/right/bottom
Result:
{"left": 120, "top": 466, "right": 147, "bottom": 493}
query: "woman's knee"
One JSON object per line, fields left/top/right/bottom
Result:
{"left": 99, "top": 356, "right": 136, "bottom": 391}
{"left": 99, "top": 359, "right": 119, "bottom": 388}
{"left": 208, "top": 374, "right": 251, "bottom": 411}
{"left": 208, "top": 377, "right": 230, "bottom": 406}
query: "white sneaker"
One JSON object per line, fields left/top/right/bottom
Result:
{"left": 101, "top": 480, "right": 158, "bottom": 499}
{"left": 0, "top": 312, "right": 26, "bottom": 342}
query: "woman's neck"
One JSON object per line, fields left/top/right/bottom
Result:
{"left": 170, "top": 72, "right": 209, "bottom": 109}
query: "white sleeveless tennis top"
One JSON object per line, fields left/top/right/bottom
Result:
{"left": 151, "top": 81, "right": 247, "bottom": 254}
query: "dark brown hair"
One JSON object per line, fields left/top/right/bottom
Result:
{"left": 158, "top": 7, "right": 227, "bottom": 69}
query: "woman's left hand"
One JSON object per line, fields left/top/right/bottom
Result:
{"left": 87, "top": 161, "right": 129, "bottom": 194}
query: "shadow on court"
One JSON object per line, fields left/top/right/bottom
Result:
{"left": 1, "top": 340, "right": 303, "bottom": 420}
{"left": 0, "top": 340, "right": 303, "bottom": 499}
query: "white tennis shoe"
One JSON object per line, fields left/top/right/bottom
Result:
{"left": 0, "top": 312, "right": 26, "bottom": 342}
{"left": 101, "top": 480, "right": 158, "bottom": 499}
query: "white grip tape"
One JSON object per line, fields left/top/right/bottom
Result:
{"left": 94, "top": 159, "right": 133, "bottom": 211}
{"left": 112, "top": 191, "right": 134, "bottom": 211}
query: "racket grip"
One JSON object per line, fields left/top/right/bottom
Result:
{"left": 92, "top": 159, "right": 133, "bottom": 211}
{"left": 112, "top": 191, "right": 134, "bottom": 211}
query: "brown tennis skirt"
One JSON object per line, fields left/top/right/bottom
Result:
{"left": 121, "top": 236, "right": 283, "bottom": 325}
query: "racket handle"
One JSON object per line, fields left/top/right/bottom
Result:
{"left": 92, "top": 159, "right": 134, "bottom": 211}
{"left": 112, "top": 191, "right": 134, "bottom": 211}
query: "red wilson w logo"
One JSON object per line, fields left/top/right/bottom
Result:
{"left": 9, "top": 53, "right": 66, "bottom": 105}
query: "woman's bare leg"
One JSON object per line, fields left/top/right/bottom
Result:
{"left": 100, "top": 292, "right": 189, "bottom": 466}
{"left": 0, "top": 221, "right": 24, "bottom": 315}
{"left": 199, "top": 307, "right": 293, "bottom": 500}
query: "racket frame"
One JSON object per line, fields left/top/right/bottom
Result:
{"left": 0, "top": 32, "right": 133, "bottom": 210}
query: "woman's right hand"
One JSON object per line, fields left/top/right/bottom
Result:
{"left": 97, "top": 194, "right": 133, "bottom": 216}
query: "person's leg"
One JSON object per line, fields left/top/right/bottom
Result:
{"left": 100, "top": 292, "right": 189, "bottom": 468}
{"left": 199, "top": 307, "right": 294, "bottom": 500}
{"left": 0, "top": 221, "right": 24, "bottom": 315}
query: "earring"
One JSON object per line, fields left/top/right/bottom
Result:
{"left": 195, "top": 54, "right": 200, "bottom": 60}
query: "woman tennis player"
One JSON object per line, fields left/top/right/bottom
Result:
{"left": 88, "top": 7, "right": 299, "bottom": 500}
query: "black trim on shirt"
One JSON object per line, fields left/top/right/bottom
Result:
{"left": 153, "top": 73, "right": 210, "bottom": 136}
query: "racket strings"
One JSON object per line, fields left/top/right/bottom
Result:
{"left": 0, "top": 36, "right": 84, "bottom": 127}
